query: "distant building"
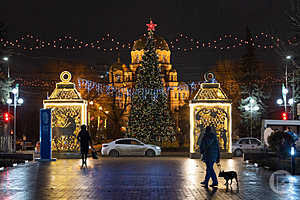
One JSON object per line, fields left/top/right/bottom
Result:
{"left": 108, "top": 34, "right": 189, "bottom": 112}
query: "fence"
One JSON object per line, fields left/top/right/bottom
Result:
{"left": 0, "top": 136, "right": 12, "bottom": 152}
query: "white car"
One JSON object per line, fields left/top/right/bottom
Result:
{"left": 101, "top": 138, "right": 161, "bottom": 157}
{"left": 232, "top": 138, "right": 264, "bottom": 157}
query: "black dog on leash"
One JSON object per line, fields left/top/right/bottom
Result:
{"left": 218, "top": 171, "right": 239, "bottom": 190}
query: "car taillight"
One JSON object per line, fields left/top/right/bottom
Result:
{"left": 103, "top": 144, "right": 108, "bottom": 148}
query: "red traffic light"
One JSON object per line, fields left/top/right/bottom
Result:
{"left": 4, "top": 112, "right": 9, "bottom": 122}
{"left": 282, "top": 112, "right": 287, "bottom": 120}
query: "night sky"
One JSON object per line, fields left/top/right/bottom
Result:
{"left": 0, "top": 0, "right": 291, "bottom": 80}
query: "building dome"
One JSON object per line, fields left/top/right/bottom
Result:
{"left": 132, "top": 34, "right": 169, "bottom": 51}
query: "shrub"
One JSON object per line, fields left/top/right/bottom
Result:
{"left": 267, "top": 131, "right": 293, "bottom": 157}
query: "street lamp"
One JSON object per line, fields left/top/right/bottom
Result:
{"left": 277, "top": 83, "right": 294, "bottom": 119}
{"left": 2, "top": 56, "right": 9, "bottom": 78}
{"left": 12, "top": 88, "right": 18, "bottom": 95}
{"left": 244, "top": 97, "right": 260, "bottom": 138}
{"left": 7, "top": 84, "right": 23, "bottom": 152}
{"left": 288, "top": 98, "right": 294, "bottom": 106}
{"left": 282, "top": 55, "right": 295, "bottom": 117}
{"left": 6, "top": 98, "right": 12, "bottom": 104}
{"left": 17, "top": 98, "right": 24, "bottom": 104}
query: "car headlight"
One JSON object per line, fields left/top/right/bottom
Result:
{"left": 155, "top": 146, "right": 161, "bottom": 150}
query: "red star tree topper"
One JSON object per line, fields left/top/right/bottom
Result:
{"left": 146, "top": 20, "right": 157, "bottom": 31}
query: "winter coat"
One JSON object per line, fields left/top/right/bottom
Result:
{"left": 200, "top": 131, "right": 220, "bottom": 163}
{"left": 77, "top": 130, "right": 91, "bottom": 154}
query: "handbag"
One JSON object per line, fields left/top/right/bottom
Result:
{"left": 92, "top": 150, "right": 98, "bottom": 159}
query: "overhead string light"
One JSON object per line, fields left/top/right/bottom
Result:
{"left": 0, "top": 32, "right": 284, "bottom": 53}
{"left": 14, "top": 74, "right": 284, "bottom": 95}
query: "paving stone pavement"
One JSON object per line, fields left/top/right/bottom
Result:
{"left": 0, "top": 157, "right": 299, "bottom": 200}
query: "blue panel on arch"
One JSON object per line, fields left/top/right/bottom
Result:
{"left": 40, "top": 109, "right": 52, "bottom": 160}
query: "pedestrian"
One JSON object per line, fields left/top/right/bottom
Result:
{"left": 200, "top": 126, "right": 220, "bottom": 188}
{"left": 220, "top": 128, "right": 227, "bottom": 152}
{"left": 285, "top": 127, "right": 298, "bottom": 143}
{"left": 178, "top": 133, "right": 184, "bottom": 148}
{"left": 77, "top": 125, "right": 93, "bottom": 168}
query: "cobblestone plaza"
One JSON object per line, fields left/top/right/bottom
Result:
{"left": 0, "top": 157, "right": 299, "bottom": 200}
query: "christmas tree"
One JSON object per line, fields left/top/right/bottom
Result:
{"left": 127, "top": 20, "right": 175, "bottom": 143}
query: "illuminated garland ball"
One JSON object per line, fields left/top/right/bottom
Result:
{"left": 204, "top": 72, "right": 217, "bottom": 83}
{"left": 60, "top": 71, "right": 72, "bottom": 82}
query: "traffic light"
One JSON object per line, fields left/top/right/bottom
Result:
{"left": 4, "top": 112, "right": 9, "bottom": 122}
{"left": 282, "top": 112, "right": 287, "bottom": 120}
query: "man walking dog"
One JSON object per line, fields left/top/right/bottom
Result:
{"left": 200, "top": 126, "right": 220, "bottom": 188}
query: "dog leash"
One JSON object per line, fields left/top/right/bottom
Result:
{"left": 217, "top": 163, "right": 222, "bottom": 172}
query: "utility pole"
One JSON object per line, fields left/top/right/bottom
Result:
{"left": 292, "top": 72, "right": 295, "bottom": 120}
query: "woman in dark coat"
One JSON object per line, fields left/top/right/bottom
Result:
{"left": 77, "top": 125, "right": 92, "bottom": 168}
{"left": 200, "top": 126, "right": 220, "bottom": 188}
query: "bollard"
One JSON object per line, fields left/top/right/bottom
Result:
{"left": 291, "top": 146, "right": 295, "bottom": 175}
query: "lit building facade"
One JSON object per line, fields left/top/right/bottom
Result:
{"left": 108, "top": 34, "right": 189, "bottom": 112}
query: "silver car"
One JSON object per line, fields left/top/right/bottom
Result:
{"left": 232, "top": 137, "right": 264, "bottom": 157}
{"left": 101, "top": 138, "right": 161, "bottom": 157}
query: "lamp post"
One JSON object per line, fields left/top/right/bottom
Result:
{"left": 286, "top": 56, "right": 291, "bottom": 88}
{"left": 277, "top": 84, "right": 294, "bottom": 119}
{"left": 2, "top": 56, "right": 9, "bottom": 78}
{"left": 280, "top": 55, "right": 295, "bottom": 119}
{"left": 3, "top": 57, "right": 10, "bottom": 146}
{"left": 291, "top": 145, "right": 296, "bottom": 175}
{"left": 244, "top": 97, "right": 260, "bottom": 138}
{"left": 7, "top": 84, "right": 23, "bottom": 152}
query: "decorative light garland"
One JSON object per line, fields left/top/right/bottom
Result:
{"left": 14, "top": 75, "right": 284, "bottom": 92}
{"left": 0, "top": 32, "right": 285, "bottom": 53}
{"left": 77, "top": 78, "right": 191, "bottom": 97}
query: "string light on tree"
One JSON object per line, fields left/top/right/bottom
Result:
{"left": 127, "top": 19, "right": 175, "bottom": 143}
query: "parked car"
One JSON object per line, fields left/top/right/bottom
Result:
{"left": 101, "top": 138, "right": 161, "bottom": 157}
{"left": 232, "top": 137, "right": 264, "bottom": 157}
{"left": 23, "top": 141, "right": 34, "bottom": 151}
